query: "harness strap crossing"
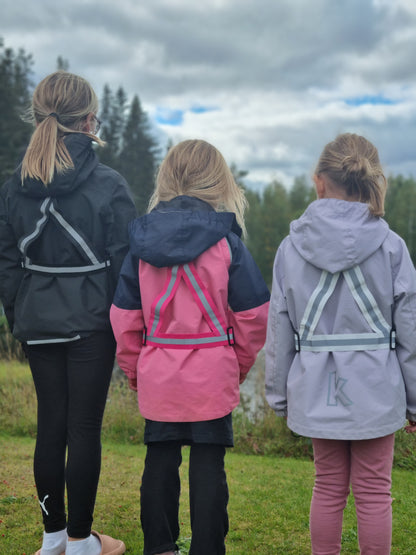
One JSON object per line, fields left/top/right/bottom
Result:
{"left": 295, "top": 265, "right": 395, "bottom": 352}
{"left": 144, "top": 261, "right": 234, "bottom": 349}
{"left": 18, "top": 197, "right": 110, "bottom": 274}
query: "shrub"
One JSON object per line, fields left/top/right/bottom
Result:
{"left": 0, "top": 315, "right": 25, "bottom": 361}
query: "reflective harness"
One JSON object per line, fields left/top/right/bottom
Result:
{"left": 294, "top": 265, "right": 395, "bottom": 352}
{"left": 19, "top": 197, "right": 111, "bottom": 275}
{"left": 143, "top": 261, "right": 234, "bottom": 349}
{"left": 18, "top": 197, "right": 111, "bottom": 344}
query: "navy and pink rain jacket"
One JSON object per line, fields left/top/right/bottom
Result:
{"left": 110, "top": 195, "right": 270, "bottom": 422}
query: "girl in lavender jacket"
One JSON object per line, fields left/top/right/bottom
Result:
{"left": 110, "top": 139, "right": 269, "bottom": 555}
{"left": 265, "top": 133, "right": 416, "bottom": 554}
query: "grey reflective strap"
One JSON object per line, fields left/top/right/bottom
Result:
{"left": 48, "top": 203, "right": 100, "bottom": 265}
{"left": 298, "top": 271, "right": 340, "bottom": 340}
{"left": 27, "top": 335, "right": 81, "bottom": 345}
{"left": 296, "top": 266, "right": 393, "bottom": 352}
{"left": 183, "top": 263, "right": 226, "bottom": 337}
{"left": 20, "top": 198, "right": 109, "bottom": 273}
{"left": 19, "top": 198, "right": 51, "bottom": 255}
{"left": 343, "top": 266, "right": 390, "bottom": 336}
{"left": 23, "top": 259, "right": 110, "bottom": 274}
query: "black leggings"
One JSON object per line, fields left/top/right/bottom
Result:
{"left": 27, "top": 331, "right": 115, "bottom": 538}
{"left": 140, "top": 441, "right": 229, "bottom": 555}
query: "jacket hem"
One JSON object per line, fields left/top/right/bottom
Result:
{"left": 288, "top": 418, "right": 406, "bottom": 440}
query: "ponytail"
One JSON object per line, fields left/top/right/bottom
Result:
{"left": 21, "top": 71, "right": 103, "bottom": 186}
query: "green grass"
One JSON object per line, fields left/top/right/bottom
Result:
{"left": 2, "top": 359, "right": 415, "bottom": 469}
{"left": 1, "top": 360, "right": 416, "bottom": 554}
{"left": 1, "top": 437, "right": 416, "bottom": 554}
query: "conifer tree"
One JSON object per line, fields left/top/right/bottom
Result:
{"left": 119, "top": 94, "right": 159, "bottom": 213}
{"left": 0, "top": 39, "right": 33, "bottom": 183}
{"left": 97, "top": 85, "right": 127, "bottom": 171}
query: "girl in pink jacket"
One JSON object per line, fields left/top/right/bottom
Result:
{"left": 110, "top": 139, "right": 269, "bottom": 555}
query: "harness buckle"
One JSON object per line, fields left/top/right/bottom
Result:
{"left": 390, "top": 328, "right": 396, "bottom": 350}
{"left": 294, "top": 331, "right": 300, "bottom": 352}
{"left": 143, "top": 326, "right": 147, "bottom": 346}
{"left": 227, "top": 327, "right": 235, "bottom": 346}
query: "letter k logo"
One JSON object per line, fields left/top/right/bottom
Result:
{"left": 327, "top": 372, "right": 353, "bottom": 407}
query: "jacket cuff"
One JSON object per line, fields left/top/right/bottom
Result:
{"left": 406, "top": 410, "right": 416, "bottom": 422}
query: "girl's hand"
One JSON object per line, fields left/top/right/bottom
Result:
{"left": 128, "top": 377, "right": 138, "bottom": 391}
{"left": 405, "top": 420, "right": 416, "bottom": 433}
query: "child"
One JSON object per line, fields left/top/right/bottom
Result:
{"left": 265, "top": 133, "right": 416, "bottom": 554}
{"left": 110, "top": 139, "right": 270, "bottom": 555}
{"left": 0, "top": 71, "right": 135, "bottom": 555}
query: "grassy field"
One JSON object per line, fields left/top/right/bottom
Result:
{"left": 1, "top": 360, "right": 416, "bottom": 554}
{"left": 2, "top": 436, "right": 416, "bottom": 554}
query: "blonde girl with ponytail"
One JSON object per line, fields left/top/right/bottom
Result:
{"left": 21, "top": 71, "right": 104, "bottom": 185}
{"left": 0, "top": 71, "right": 136, "bottom": 555}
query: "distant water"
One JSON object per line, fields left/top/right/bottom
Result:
{"left": 238, "top": 349, "right": 266, "bottom": 418}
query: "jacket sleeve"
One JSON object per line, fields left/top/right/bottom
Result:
{"left": 392, "top": 238, "right": 416, "bottom": 421}
{"left": 0, "top": 189, "right": 24, "bottom": 331}
{"left": 265, "top": 243, "right": 296, "bottom": 416}
{"left": 226, "top": 234, "right": 270, "bottom": 383}
{"left": 107, "top": 178, "right": 137, "bottom": 291}
{"left": 110, "top": 251, "right": 144, "bottom": 380}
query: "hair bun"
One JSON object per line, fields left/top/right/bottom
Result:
{"left": 341, "top": 154, "right": 370, "bottom": 177}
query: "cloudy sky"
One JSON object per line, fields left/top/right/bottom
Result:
{"left": 3, "top": 0, "right": 416, "bottom": 190}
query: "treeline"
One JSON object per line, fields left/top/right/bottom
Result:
{"left": 244, "top": 174, "right": 416, "bottom": 285}
{"left": 0, "top": 40, "right": 160, "bottom": 215}
{"left": 1, "top": 37, "right": 416, "bottom": 291}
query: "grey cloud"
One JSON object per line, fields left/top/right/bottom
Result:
{"left": 3, "top": 0, "right": 416, "bottom": 187}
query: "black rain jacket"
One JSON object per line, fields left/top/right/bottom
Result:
{"left": 0, "top": 133, "right": 137, "bottom": 343}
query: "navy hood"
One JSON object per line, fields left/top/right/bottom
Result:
{"left": 129, "top": 195, "right": 242, "bottom": 267}
{"left": 9, "top": 133, "right": 98, "bottom": 198}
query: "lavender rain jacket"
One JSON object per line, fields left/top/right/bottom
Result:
{"left": 265, "top": 199, "right": 416, "bottom": 440}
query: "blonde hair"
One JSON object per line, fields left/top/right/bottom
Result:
{"left": 149, "top": 139, "right": 248, "bottom": 235}
{"left": 315, "top": 133, "right": 387, "bottom": 216}
{"left": 21, "top": 71, "right": 103, "bottom": 186}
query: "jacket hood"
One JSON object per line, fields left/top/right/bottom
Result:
{"left": 11, "top": 133, "right": 98, "bottom": 198}
{"left": 129, "top": 195, "right": 241, "bottom": 267}
{"left": 290, "top": 199, "right": 390, "bottom": 273}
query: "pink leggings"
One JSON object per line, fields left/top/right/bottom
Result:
{"left": 310, "top": 434, "right": 394, "bottom": 555}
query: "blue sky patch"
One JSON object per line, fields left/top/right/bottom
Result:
{"left": 154, "top": 105, "right": 219, "bottom": 125}
{"left": 344, "top": 94, "right": 398, "bottom": 107}
{"left": 155, "top": 108, "right": 184, "bottom": 126}
{"left": 190, "top": 105, "right": 218, "bottom": 114}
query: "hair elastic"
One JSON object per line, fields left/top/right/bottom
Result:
{"left": 48, "top": 112, "right": 61, "bottom": 123}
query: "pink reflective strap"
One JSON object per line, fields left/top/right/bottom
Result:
{"left": 145, "top": 262, "right": 233, "bottom": 349}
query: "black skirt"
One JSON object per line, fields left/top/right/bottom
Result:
{"left": 144, "top": 413, "right": 233, "bottom": 447}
